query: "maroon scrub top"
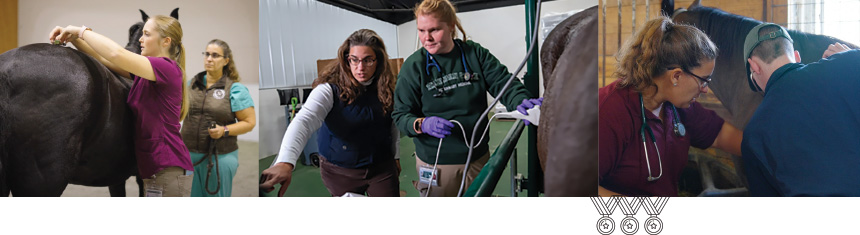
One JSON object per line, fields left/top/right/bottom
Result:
{"left": 599, "top": 81, "right": 724, "bottom": 196}
{"left": 127, "top": 57, "right": 193, "bottom": 178}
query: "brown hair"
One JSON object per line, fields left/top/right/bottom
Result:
{"left": 750, "top": 25, "right": 793, "bottom": 64}
{"left": 312, "top": 29, "right": 396, "bottom": 114}
{"left": 615, "top": 16, "right": 717, "bottom": 92}
{"left": 414, "top": 0, "right": 467, "bottom": 40}
{"left": 207, "top": 39, "right": 240, "bottom": 82}
{"left": 152, "top": 15, "right": 189, "bottom": 121}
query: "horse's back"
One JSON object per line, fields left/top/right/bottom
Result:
{"left": 0, "top": 44, "right": 135, "bottom": 196}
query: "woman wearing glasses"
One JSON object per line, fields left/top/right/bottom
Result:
{"left": 182, "top": 39, "right": 256, "bottom": 197}
{"left": 598, "top": 17, "right": 743, "bottom": 197}
{"left": 259, "top": 29, "right": 401, "bottom": 197}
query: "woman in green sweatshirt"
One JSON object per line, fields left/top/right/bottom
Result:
{"left": 392, "top": 0, "right": 542, "bottom": 197}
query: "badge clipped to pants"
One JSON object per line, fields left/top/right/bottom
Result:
{"left": 418, "top": 166, "right": 439, "bottom": 186}
{"left": 145, "top": 176, "right": 164, "bottom": 197}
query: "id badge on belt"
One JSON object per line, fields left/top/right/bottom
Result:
{"left": 418, "top": 166, "right": 439, "bottom": 186}
{"left": 145, "top": 176, "right": 163, "bottom": 197}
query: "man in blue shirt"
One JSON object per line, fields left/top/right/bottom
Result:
{"left": 741, "top": 23, "right": 860, "bottom": 196}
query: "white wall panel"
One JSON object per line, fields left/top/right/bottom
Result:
{"left": 259, "top": 0, "right": 399, "bottom": 89}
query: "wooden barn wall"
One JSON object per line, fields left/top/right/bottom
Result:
{"left": 0, "top": 0, "right": 17, "bottom": 54}
{"left": 598, "top": 0, "right": 788, "bottom": 89}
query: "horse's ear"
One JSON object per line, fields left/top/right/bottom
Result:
{"left": 690, "top": 0, "right": 702, "bottom": 9}
{"left": 140, "top": 9, "right": 149, "bottom": 22}
{"left": 170, "top": 8, "right": 179, "bottom": 20}
{"left": 661, "top": 0, "right": 675, "bottom": 17}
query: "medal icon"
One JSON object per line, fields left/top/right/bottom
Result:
{"left": 591, "top": 197, "right": 619, "bottom": 235}
{"left": 644, "top": 216, "right": 663, "bottom": 235}
{"left": 616, "top": 197, "right": 642, "bottom": 235}
{"left": 596, "top": 215, "right": 614, "bottom": 235}
{"left": 620, "top": 216, "right": 638, "bottom": 235}
{"left": 642, "top": 197, "right": 668, "bottom": 235}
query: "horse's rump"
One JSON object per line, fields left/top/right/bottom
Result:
{"left": 539, "top": 6, "right": 598, "bottom": 196}
{"left": 0, "top": 44, "right": 135, "bottom": 195}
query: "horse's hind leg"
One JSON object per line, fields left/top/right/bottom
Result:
{"left": 7, "top": 169, "right": 70, "bottom": 197}
{"left": 108, "top": 182, "right": 126, "bottom": 197}
{"left": 4, "top": 128, "right": 80, "bottom": 197}
{"left": 0, "top": 160, "right": 8, "bottom": 197}
{"left": 5, "top": 151, "right": 71, "bottom": 196}
{"left": 107, "top": 175, "right": 144, "bottom": 197}
{"left": 136, "top": 175, "right": 144, "bottom": 197}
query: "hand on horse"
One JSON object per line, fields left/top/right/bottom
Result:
{"left": 208, "top": 124, "right": 226, "bottom": 139}
{"left": 48, "top": 25, "right": 84, "bottom": 44}
{"left": 421, "top": 116, "right": 454, "bottom": 139}
{"left": 517, "top": 97, "right": 543, "bottom": 125}
{"left": 260, "top": 162, "right": 294, "bottom": 197}
{"left": 823, "top": 42, "right": 852, "bottom": 58}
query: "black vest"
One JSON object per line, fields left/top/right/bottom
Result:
{"left": 180, "top": 71, "right": 239, "bottom": 154}
{"left": 317, "top": 83, "right": 393, "bottom": 168}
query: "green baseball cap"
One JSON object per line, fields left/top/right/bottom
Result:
{"left": 743, "top": 23, "right": 793, "bottom": 91}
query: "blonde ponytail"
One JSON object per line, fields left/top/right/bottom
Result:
{"left": 152, "top": 15, "right": 189, "bottom": 121}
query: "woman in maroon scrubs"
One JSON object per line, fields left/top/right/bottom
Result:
{"left": 598, "top": 17, "right": 743, "bottom": 197}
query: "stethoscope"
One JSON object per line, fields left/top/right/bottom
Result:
{"left": 425, "top": 40, "right": 473, "bottom": 97}
{"left": 638, "top": 93, "right": 686, "bottom": 181}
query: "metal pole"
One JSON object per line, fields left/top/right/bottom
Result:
{"left": 819, "top": 0, "right": 824, "bottom": 35}
{"left": 463, "top": 121, "right": 526, "bottom": 197}
{"left": 632, "top": 0, "right": 636, "bottom": 34}
{"left": 617, "top": 0, "right": 621, "bottom": 73}
{"left": 646, "top": 0, "right": 650, "bottom": 21}
{"left": 524, "top": 0, "right": 541, "bottom": 197}
{"left": 511, "top": 148, "right": 518, "bottom": 197}
{"left": 602, "top": 0, "right": 607, "bottom": 87}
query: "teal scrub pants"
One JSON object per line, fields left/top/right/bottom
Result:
{"left": 190, "top": 150, "right": 239, "bottom": 197}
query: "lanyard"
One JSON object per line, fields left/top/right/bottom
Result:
{"left": 425, "top": 41, "right": 473, "bottom": 97}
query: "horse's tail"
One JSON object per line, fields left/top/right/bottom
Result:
{"left": 0, "top": 50, "right": 11, "bottom": 196}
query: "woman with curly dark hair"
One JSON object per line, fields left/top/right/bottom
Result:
{"left": 260, "top": 29, "right": 400, "bottom": 197}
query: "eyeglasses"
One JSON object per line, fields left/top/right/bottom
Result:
{"left": 668, "top": 67, "right": 711, "bottom": 89}
{"left": 348, "top": 57, "right": 376, "bottom": 67}
{"left": 202, "top": 52, "right": 224, "bottom": 59}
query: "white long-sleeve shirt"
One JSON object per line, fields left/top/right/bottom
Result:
{"left": 274, "top": 82, "right": 400, "bottom": 167}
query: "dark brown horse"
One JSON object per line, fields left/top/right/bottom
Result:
{"left": 664, "top": 0, "right": 857, "bottom": 192}
{"left": 668, "top": 0, "right": 857, "bottom": 130}
{"left": 0, "top": 9, "right": 178, "bottom": 197}
{"left": 538, "top": 6, "right": 598, "bottom": 196}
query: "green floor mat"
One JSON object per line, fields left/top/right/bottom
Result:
{"left": 259, "top": 118, "right": 535, "bottom": 197}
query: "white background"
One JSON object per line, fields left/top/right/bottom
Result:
{"left": 0, "top": 197, "right": 854, "bottom": 234}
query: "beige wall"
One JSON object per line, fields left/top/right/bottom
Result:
{"left": 18, "top": 0, "right": 260, "bottom": 142}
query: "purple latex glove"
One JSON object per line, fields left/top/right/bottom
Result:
{"left": 517, "top": 97, "right": 543, "bottom": 125}
{"left": 421, "top": 116, "right": 454, "bottom": 139}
